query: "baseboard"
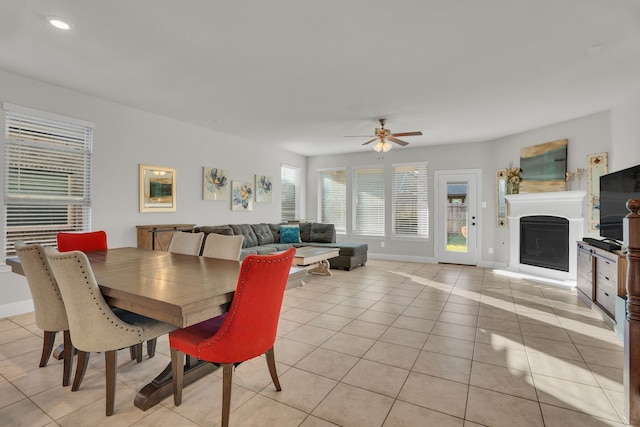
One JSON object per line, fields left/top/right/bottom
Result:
{"left": 368, "top": 253, "right": 436, "bottom": 264}
{"left": 0, "top": 299, "right": 34, "bottom": 318}
{"left": 477, "top": 261, "right": 508, "bottom": 269}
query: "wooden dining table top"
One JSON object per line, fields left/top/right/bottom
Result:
{"left": 8, "top": 247, "right": 305, "bottom": 329}
{"left": 87, "top": 247, "right": 246, "bottom": 328}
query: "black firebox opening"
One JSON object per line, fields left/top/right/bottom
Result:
{"left": 520, "top": 215, "right": 569, "bottom": 272}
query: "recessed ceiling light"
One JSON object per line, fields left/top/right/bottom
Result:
{"left": 48, "top": 18, "right": 71, "bottom": 30}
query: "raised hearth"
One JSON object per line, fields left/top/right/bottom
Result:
{"left": 505, "top": 191, "right": 586, "bottom": 283}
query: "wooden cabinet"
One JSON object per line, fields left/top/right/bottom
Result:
{"left": 576, "top": 244, "right": 594, "bottom": 302}
{"left": 576, "top": 241, "right": 627, "bottom": 319}
{"left": 137, "top": 224, "right": 196, "bottom": 251}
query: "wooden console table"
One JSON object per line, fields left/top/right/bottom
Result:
{"left": 136, "top": 224, "right": 196, "bottom": 251}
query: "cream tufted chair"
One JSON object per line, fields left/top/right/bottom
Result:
{"left": 14, "top": 241, "right": 74, "bottom": 387}
{"left": 168, "top": 231, "right": 204, "bottom": 256}
{"left": 47, "top": 249, "right": 176, "bottom": 416}
{"left": 201, "top": 233, "right": 244, "bottom": 261}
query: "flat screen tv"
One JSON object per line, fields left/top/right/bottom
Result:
{"left": 599, "top": 164, "right": 640, "bottom": 242}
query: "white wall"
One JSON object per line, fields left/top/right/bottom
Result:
{"left": 2, "top": 66, "right": 639, "bottom": 318}
{"left": 307, "top": 140, "right": 496, "bottom": 262}
{"left": 0, "top": 69, "right": 306, "bottom": 316}
{"left": 307, "top": 111, "right": 613, "bottom": 266}
{"left": 611, "top": 89, "right": 640, "bottom": 171}
{"left": 490, "top": 111, "right": 612, "bottom": 263}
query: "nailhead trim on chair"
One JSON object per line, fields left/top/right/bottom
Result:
{"left": 24, "top": 246, "right": 64, "bottom": 303}
{"left": 62, "top": 253, "right": 142, "bottom": 338}
{"left": 198, "top": 251, "right": 294, "bottom": 354}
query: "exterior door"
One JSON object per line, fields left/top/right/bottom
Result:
{"left": 435, "top": 170, "right": 480, "bottom": 265}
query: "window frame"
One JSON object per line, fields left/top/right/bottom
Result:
{"left": 3, "top": 103, "right": 94, "bottom": 259}
{"left": 280, "top": 164, "right": 300, "bottom": 221}
{"left": 317, "top": 167, "right": 347, "bottom": 234}
{"left": 391, "top": 161, "right": 429, "bottom": 240}
{"left": 351, "top": 165, "right": 385, "bottom": 237}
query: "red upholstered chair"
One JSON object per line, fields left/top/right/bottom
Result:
{"left": 57, "top": 231, "right": 108, "bottom": 253}
{"left": 169, "top": 247, "right": 295, "bottom": 427}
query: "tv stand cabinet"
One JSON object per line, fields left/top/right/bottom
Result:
{"left": 576, "top": 240, "right": 627, "bottom": 321}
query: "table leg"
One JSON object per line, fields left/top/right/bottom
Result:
{"left": 308, "top": 259, "right": 332, "bottom": 276}
{"left": 134, "top": 357, "right": 219, "bottom": 410}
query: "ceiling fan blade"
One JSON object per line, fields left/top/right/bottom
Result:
{"left": 391, "top": 131, "right": 423, "bottom": 137}
{"left": 388, "top": 136, "right": 409, "bottom": 146}
{"left": 361, "top": 138, "right": 377, "bottom": 145}
{"left": 345, "top": 135, "right": 375, "bottom": 138}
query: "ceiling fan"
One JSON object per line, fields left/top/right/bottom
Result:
{"left": 346, "top": 118, "right": 423, "bottom": 152}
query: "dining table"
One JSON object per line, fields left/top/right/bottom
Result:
{"left": 7, "top": 246, "right": 306, "bottom": 410}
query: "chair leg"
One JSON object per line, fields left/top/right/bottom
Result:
{"left": 40, "top": 331, "right": 57, "bottom": 367}
{"left": 222, "top": 363, "right": 233, "bottom": 427}
{"left": 147, "top": 338, "right": 157, "bottom": 358}
{"left": 105, "top": 350, "right": 117, "bottom": 416}
{"left": 72, "top": 351, "right": 90, "bottom": 391}
{"left": 129, "top": 345, "right": 137, "bottom": 361}
{"left": 135, "top": 343, "right": 143, "bottom": 363}
{"left": 170, "top": 347, "right": 184, "bottom": 406}
{"left": 265, "top": 347, "right": 282, "bottom": 391}
{"left": 62, "top": 330, "right": 74, "bottom": 387}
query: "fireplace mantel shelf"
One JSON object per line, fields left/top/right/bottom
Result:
{"left": 505, "top": 190, "right": 586, "bottom": 205}
{"left": 506, "top": 190, "right": 586, "bottom": 219}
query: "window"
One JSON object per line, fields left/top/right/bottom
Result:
{"left": 4, "top": 104, "right": 93, "bottom": 258}
{"left": 392, "top": 162, "right": 429, "bottom": 238}
{"left": 281, "top": 164, "right": 300, "bottom": 221}
{"left": 318, "top": 168, "right": 346, "bottom": 233}
{"left": 352, "top": 166, "right": 385, "bottom": 236}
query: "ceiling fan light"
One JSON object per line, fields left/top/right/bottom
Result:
{"left": 382, "top": 141, "right": 392, "bottom": 152}
{"left": 373, "top": 141, "right": 384, "bottom": 152}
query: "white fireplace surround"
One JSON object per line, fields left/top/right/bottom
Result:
{"left": 505, "top": 191, "right": 586, "bottom": 283}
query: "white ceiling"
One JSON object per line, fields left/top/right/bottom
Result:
{"left": 1, "top": 1, "right": 640, "bottom": 156}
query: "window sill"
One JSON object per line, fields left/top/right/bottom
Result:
{"left": 390, "top": 235, "right": 430, "bottom": 242}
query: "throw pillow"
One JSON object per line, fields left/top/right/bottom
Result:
{"left": 280, "top": 225, "right": 300, "bottom": 244}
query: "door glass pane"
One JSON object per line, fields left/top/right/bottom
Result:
{"left": 446, "top": 181, "right": 468, "bottom": 253}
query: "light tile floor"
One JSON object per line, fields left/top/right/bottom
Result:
{"left": 0, "top": 260, "right": 629, "bottom": 426}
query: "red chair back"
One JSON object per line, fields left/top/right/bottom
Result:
{"left": 57, "top": 231, "right": 108, "bottom": 252}
{"left": 173, "top": 248, "right": 295, "bottom": 363}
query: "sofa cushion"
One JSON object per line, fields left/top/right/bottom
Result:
{"left": 299, "top": 222, "right": 311, "bottom": 242}
{"left": 229, "top": 224, "right": 258, "bottom": 248}
{"left": 195, "top": 225, "right": 233, "bottom": 236}
{"left": 280, "top": 225, "right": 300, "bottom": 243}
{"left": 254, "top": 246, "right": 278, "bottom": 255}
{"left": 269, "top": 223, "right": 282, "bottom": 243}
{"left": 310, "top": 223, "right": 336, "bottom": 243}
{"left": 304, "top": 241, "right": 368, "bottom": 256}
{"left": 251, "top": 223, "right": 274, "bottom": 245}
{"left": 263, "top": 243, "right": 295, "bottom": 251}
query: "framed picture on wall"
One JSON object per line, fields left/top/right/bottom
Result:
{"left": 231, "top": 181, "right": 254, "bottom": 211}
{"left": 203, "top": 167, "right": 229, "bottom": 201}
{"left": 139, "top": 164, "right": 176, "bottom": 212}
{"left": 255, "top": 174, "right": 273, "bottom": 203}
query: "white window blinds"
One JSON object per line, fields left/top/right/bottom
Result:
{"left": 318, "top": 168, "right": 346, "bottom": 233}
{"left": 4, "top": 106, "right": 93, "bottom": 258}
{"left": 353, "top": 166, "right": 384, "bottom": 236}
{"left": 392, "top": 162, "right": 429, "bottom": 238}
{"left": 281, "top": 164, "right": 300, "bottom": 221}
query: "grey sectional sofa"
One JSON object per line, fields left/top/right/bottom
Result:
{"left": 194, "top": 222, "right": 367, "bottom": 271}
